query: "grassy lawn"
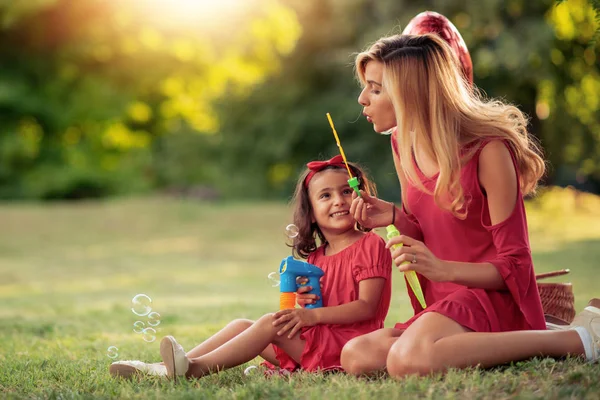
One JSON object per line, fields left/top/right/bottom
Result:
{"left": 1, "top": 187, "right": 599, "bottom": 399}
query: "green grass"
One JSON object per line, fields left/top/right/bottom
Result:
{"left": 1, "top": 189, "right": 599, "bottom": 399}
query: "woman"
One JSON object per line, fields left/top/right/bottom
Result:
{"left": 338, "top": 33, "right": 599, "bottom": 377}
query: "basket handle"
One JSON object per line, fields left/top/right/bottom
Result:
{"left": 535, "top": 269, "right": 570, "bottom": 280}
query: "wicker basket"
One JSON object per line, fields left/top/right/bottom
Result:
{"left": 536, "top": 269, "right": 576, "bottom": 323}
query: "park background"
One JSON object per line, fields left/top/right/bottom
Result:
{"left": 1, "top": 0, "right": 599, "bottom": 398}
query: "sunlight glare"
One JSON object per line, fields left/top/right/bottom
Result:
{"left": 148, "top": 0, "right": 246, "bottom": 22}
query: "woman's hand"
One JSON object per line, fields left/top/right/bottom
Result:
{"left": 386, "top": 234, "right": 451, "bottom": 282}
{"left": 273, "top": 308, "right": 319, "bottom": 339}
{"left": 296, "top": 277, "right": 323, "bottom": 307}
{"left": 350, "top": 190, "right": 394, "bottom": 229}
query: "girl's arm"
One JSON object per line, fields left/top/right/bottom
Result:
{"left": 273, "top": 277, "right": 386, "bottom": 338}
{"left": 312, "top": 277, "right": 386, "bottom": 324}
{"left": 275, "top": 234, "right": 392, "bottom": 338}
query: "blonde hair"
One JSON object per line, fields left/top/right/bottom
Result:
{"left": 355, "top": 34, "right": 545, "bottom": 218}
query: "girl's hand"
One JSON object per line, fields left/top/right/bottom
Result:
{"left": 273, "top": 308, "right": 319, "bottom": 339}
{"left": 386, "top": 234, "right": 450, "bottom": 282}
{"left": 350, "top": 190, "right": 394, "bottom": 229}
{"left": 295, "top": 277, "right": 323, "bottom": 307}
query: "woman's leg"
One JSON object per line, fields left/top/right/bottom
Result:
{"left": 340, "top": 328, "right": 404, "bottom": 375}
{"left": 185, "top": 319, "right": 278, "bottom": 365}
{"left": 386, "top": 312, "right": 586, "bottom": 378}
{"left": 184, "top": 313, "right": 305, "bottom": 378}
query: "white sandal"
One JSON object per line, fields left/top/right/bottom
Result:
{"left": 109, "top": 360, "right": 167, "bottom": 378}
{"left": 160, "top": 336, "right": 190, "bottom": 381}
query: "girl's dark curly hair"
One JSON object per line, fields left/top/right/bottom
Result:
{"left": 289, "top": 161, "right": 377, "bottom": 259}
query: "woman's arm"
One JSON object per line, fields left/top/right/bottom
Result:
{"left": 391, "top": 235, "right": 507, "bottom": 290}
{"left": 390, "top": 141, "right": 523, "bottom": 290}
{"left": 445, "top": 140, "right": 519, "bottom": 289}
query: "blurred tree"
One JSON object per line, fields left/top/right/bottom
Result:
{"left": 0, "top": 0, "right": 300, "bottom": 199}
{"left": 213, "top": 0, "right": 599, "bottom": 200}
{"left": 0, "top": 0, "right": 598, "bottom": 200}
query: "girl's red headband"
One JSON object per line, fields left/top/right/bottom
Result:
{"left": 304, "top": 155, "right": 348, "bottom": 188}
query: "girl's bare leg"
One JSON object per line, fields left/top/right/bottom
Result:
{"left": 186, "top": 313, "right": 305, "bottom": 378}
{"left": 185, "top": 319, "right": 278, "bottom": 365}
{"left": 150, "top": 319, "right": 277, "bottom": 367}
{"left": 341, "top": 328, "right": 403, "bottom": 375}
{"left": 386, "top": 312, "right": 585, "bottom": 378}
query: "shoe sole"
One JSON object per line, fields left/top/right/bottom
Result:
{"left": 109, "top": 364, "right": 139, "bottom": 379}
{"left": 160, "top": 336, "right": 177, "bottom": 381}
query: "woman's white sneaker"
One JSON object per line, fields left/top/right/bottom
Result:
{"left": 570, "top": 298, "right": 600, "bottom": 362}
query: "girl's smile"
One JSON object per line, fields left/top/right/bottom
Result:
{"left": 331, "top": 210, "right": 350, "bottom": 218}
{"left": 307, "top": 169, "right": 356, "bottom": 233}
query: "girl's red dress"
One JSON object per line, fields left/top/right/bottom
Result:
{"left": 391, "top": 134, "right": 546, "bottom": 332}
{"left": 270, "top": 231, "right": 392, "bottom": 372}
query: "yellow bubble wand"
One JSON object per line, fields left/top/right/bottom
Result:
{"left": 326, "top": 113, "right": 360, "bottom": 196}
{"left": 326, "top": 113, "right": 426, "bottom": 309}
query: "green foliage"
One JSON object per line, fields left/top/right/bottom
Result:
{"left": 212, "top": 0, "right": 600, "bottom": 199}
{"left": 0, "top": 0, "right": 598, "bottom": 200}
{"left": 0, "top": 0, "right": 300, "bottom": 199}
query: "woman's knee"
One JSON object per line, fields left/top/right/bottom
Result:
{"left": 386, "top": 338, "right": 436, "bottom": 378}
{"left": 387, "top": 312, "right": 468, "bottom": 378}
{"left": 341, "top": 329, "right": 397, "bottom": 376}
{"left": 340, "top": 335, "right": 368, "bottom": 375}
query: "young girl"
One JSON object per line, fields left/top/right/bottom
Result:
{"left": 336, "top": 33, "right": 599, "bottom": 377}
{"left": 154, "top": 155, "right": 392, "bottom": 379}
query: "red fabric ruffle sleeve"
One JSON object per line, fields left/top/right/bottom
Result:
{"left": 481, "top": 142, "right": 545, "bottom": 330}
{"left": 392, "top": 139, "right": 545, "bottom": 333}
{"left": 352, "top": 233, "right": 393, "bottom": 283}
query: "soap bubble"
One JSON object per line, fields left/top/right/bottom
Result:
{"left": 285, "top": 224, "right": 299, "bottom": 239}
{"left": 267, "top": 272, "right": 280, "bottom": 287}
{"left": 133, "top": 321, "right": 145, "bottom": 334}
{"left": 131, "top": 294, "right": 152, "bottom": 316}
{"left": 142, "top": 327, "right": 156, "bottom": 343}
{"left": 107, "top": 346, "right": 119, "bottom": 359}
{"left": 244, "top": 365, "right": 259, "bottom": 376}
{"left": 147, "top": 311, "right": 161, "bottom": 327}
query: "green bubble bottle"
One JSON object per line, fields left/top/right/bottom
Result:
{"left": 386, "top": 225, "right": 427, "bottom": 309}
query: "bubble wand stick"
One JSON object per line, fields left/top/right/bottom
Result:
{"left": 325, "top": 114, "right": 426, "bottom": 309}
{"left": 326, "top": 113, "right": 361, "bottom": 197}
